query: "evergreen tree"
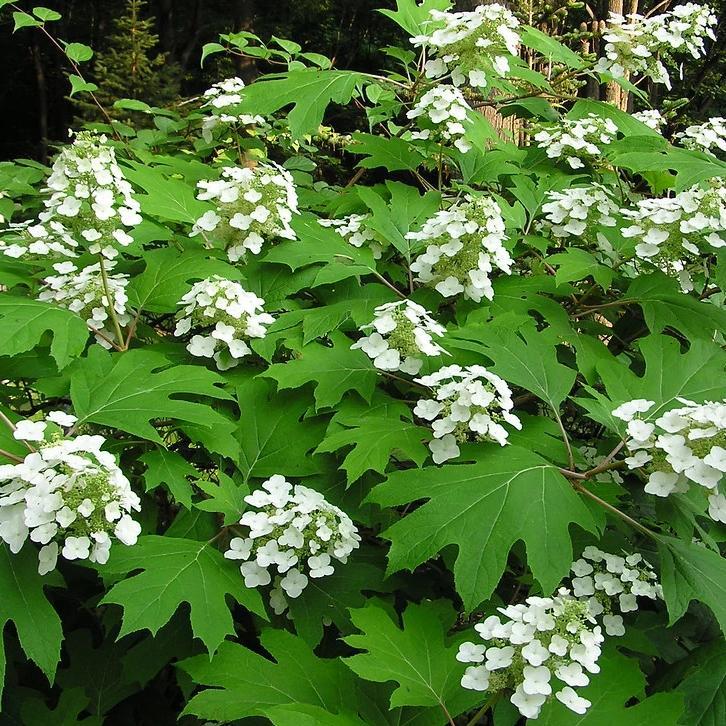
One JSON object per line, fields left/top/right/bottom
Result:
{"left": 77, "top": 0, "right": 181, "bottom": 122}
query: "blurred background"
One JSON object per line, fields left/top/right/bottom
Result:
{"left": 1, "top": 0, "right": 724, "bottom": 161}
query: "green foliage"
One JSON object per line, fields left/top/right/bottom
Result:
{"left": 0, "top": 1, "right": 724, "bottom": 722}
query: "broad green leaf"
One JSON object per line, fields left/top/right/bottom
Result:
{"left": 262, "top": 332, "right": 377, "bottom": 410}
{"left": 124, "top": 164, "right": 211, "bottom": 223}
{"left": 195, "top": 472, "right": 248, "bottom": 525}
{"left": 676, "top": 639, "right": 726, "bottom": 726}
{"left": 538, "top": 646, "right": 683, "bottom": 724}
{"left": 127, "top": 247, "right": 240, "bottom": 314}
{"left": 316, "top": 416, "right": 429, "bottom": 484}
{"left": 235, "top": 377, "right": 328, "bottom": 480}
{"left": 31, "top": 6, "right": 61, "bottom": 21}
{"left": 233, "top": 70, "right": 363, "bottom": 137}
{"left": 520, "top": 26, "right": 583, "bottom": 69}
{"left": 0, "top": 546, "right": 63, "bottom": 696}
{"left": 448, "top": 318, "right": 576, "bottom": 410}
{"left": 266, "top": 704, "right": 365, "bottom": 726}
{"left": 626, "top": 272, "right": 726, "bottom": 341}
{"left": 378, "top": 0, "right": 450, "bottom": 36}
{"left": 658, "top": 536, "right": 726, "bottom": 634}
{"left": 349, "top": 133, "right": 425, "bottom": 172}
{"left": 200, "top": 42, "right": 225, "bottom": 66}
{"left": 343, "top": 601, "right": 480, "bottom": 715}
{"left": 287, "top": 549, "right": 387, "bottom": 647}
{"left": 64, "top": 42, "right": 93, "bottom": 63}
{"left": 547, "top": 248, "right": 613, "bottom": 290}
{"left": 69, "top": 347, "right": 234, "bottom": 443}
{"left": 368, "top": 446, "right": 597, "bottom": 610}
{"left": 140, "top": 447, "right": 198, "bottom": 509}
{"left": 68, "top": 74, "right": 98, "bottom": 97}
{"left": 577, "top": 334, "right": 726, "bottom": 428}
{"left": 12, "top": 11, "right": 42, "bottom": 30}
{"left": 0, "top": 294, "right": 88, "bottom": 369}
{"left": 101, "top": 535, "right": 265, "bottom": 653}
{"left": 568, "top": 99, "right": 661, "bottom": 138}
{"left": 179, "top": 629, "right": 355, "bottom": 720}
{"left": 263, "top": 214, "right": 375, "bottom": 270}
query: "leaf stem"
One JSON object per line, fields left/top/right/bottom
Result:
{"left": 553, "top": 410, "right": 575, "bottom": 470}
{"left": 0, "top": 411, "right": 35, "bottom": 452}
{"left": 98, "top": 256, "right": 126, "bottom": 350}
{"left": 0, "top": 448, "right": 24, "bottom": 463}
{"left": 466, "top": 692, "right": 501, "bottom": 726}
{"left": 572, "top": 481, "right": 657, "bottom": 538}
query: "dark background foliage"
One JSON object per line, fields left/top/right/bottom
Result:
{"left": 1, "top": 0, "right": 725, "bottom": 162}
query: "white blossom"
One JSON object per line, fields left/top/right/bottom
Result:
{"left": 632, "top": 109, "right": 666, "bottom": 132}
{"left": 569, "top": 547, "right": 662, "bottom": 628}
{"left": 0, "top": 413, "right": 141, "bottom": 574}
{"left": 620, "top": 182, "right": 726, "bottom": 290}
{"left": 534, "top": 115, "right": 619, "bottom": 169}
{"left": 595, "top": 4, "right": 717, "bottom": 89}
{"left": 614, "top": 398, "right": 726, "bottom": 520}
{"left": 318, "top": 213, "right": 385, "bottom": 259}
{"left": 538, "top": 184, "right": 618, "bottom": 243}
{"left": 458, "top": 590, "right": 603, "bottom": 718}
{"left": 675, "top": 117, "right": 726, "bottom": 157}
{"left": 38, "top": 261, "right": 130, "bottom": 348}
{"left": 175, "top": 276, "right": 273, "bottom": 370}
{"left": 0, "top": 132, "right": 141, "bottom": 262}
{"left": 408, "top": 195, "right": 512, "bottom": 303}
{"left": 224, "top": 475, "right": 360, "bottom": 612}
{"left": 407, "top": 85, "right": 473, "bottom": 153}
{"left": 410, "top": 4, "right": 520, "bottom": 89}
{"left": 414, "top": 364, "right": 521, "bottom": 463}
{"left": 192, "top": 163, "right": 298, "bottom": 261}
{"left": 351, "top": 300, "right": 447, "bottom": 375}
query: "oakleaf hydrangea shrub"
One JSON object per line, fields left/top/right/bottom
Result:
{"left": 0, "top": 0, "right": 724, "bottom": 723}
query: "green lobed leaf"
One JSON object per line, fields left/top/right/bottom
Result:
{"left": 69, "top": 347, "right": 235, "bottom": 444}
{"left": 368, "top": 446, "right": 597, "bottom": 610}
{"left": 101, "top": 535, "right": 266, "bottom": 653}
{"left": 139, "top": 447, "right": 198, "bottom": 509}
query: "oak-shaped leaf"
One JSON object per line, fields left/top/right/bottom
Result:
{"left": 368, "top": 446, "right": 597, "bottom": 610}
{"left": 343, "top": 600, "right": 480, "bottom": 717}
{"left": 0, "top": 294, "right": 88, "bottom": 369}
{"left": 538, "top": 646, "right": 683, "bottom": 725}
{"left": 69, "top": 347, "right": 235, "bottom": 444}
{"left": 657, "top": 535, "right": 726, "bottom": 635}
{"left": 179, "top": 628, "right": 355, "bottom": 721}
{"left": 100, "top": 535, "right": 266, "bottom": 653}
{"left": 262, "top": 332, "right": 377, "bottom": 410}
{"left": 0, "top": 546, "right": 63, "bottom": 697}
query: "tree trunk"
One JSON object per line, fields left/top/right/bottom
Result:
{"left": 31, "top": 38, "right": 48, "bottom": 164}
{"left": 604, "top": 0, "right": 624, "bottom": 108}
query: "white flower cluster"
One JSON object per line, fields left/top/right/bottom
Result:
{"left": 175, "top": 276, "right": 273, "bottom": 370}
{"left": 224, "top": 475, "right": 360, "bottom": 613}
{"left": 38, "top": 261, "right": 131, "bottom": 348}
{"left": 613, "top": 398, "right": 726, "bottom": 522}
{"left": 675, "top": 117, "right": 726, "bottom": 156}
{"left": 0, "top": 132, "right": 142, "bottom": 261}
{"left": 621, "top": 183, "right": 726, "bottom": 290}
{"left": 0, "top": 413, "right": 141, "bottom": 574}
{"left": 457, "top": 590, "right": 602, "bottom": 719}
{"left": 351, "top": 300, "right": 446, "bottom": 375}
{"left": 200, "top": 77, "right": 266, "bottom": 143}
{"left": 570, "top": 547, "right": 662, "bottom": 636}
{"left": 632, "top": 109, "right": 666, "bottom": 132}
{"left": 411, "top": 4, "right": 520, "bottom": 88}
{"left": 318, "top": 214, "right": 384, "bottom": 259}
{"left": 192, "top": 163, "right": 298, "bottom": 262}
{"left": 414, "top": 364, "right": 521, "bottom": 464}
{"left": 595, "top": 3, "right": 717, "bottom": 88}
{"left": 407, "top": 85, "right": 472, "bottom": 153}
{"left": 538, "top": 184, "right": 618, "bottom": 242}
{"left": 408, "top": 195, "right": 512, "bottom": 302}
{"left": 534, "top": 115, "right": 619, "bottom": 170}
